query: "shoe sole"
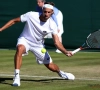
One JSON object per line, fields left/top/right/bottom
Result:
{"left": 12, "top": 83, "right": 20, "bottom": 86}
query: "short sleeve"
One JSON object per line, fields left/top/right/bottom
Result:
{"left": 20, "top": 12, "right": 31, "bottom": 22}
{"left": 52, "top": 26, "right": 58, "bottom": 35}
{"left": 49, "top": 19, "right": 58, "bottom": 35}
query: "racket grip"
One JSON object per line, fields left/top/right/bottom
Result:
{"left": 72, "top": 47, "right": 82, "bottom": 54}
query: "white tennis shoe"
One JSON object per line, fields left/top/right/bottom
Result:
{"left": 59, "top": 71, "right": 75, "bottom": 80}
{"left": 55, "top": 49, "right": 62, "bottom": 53}
{"left": 13, "top": 78, "right": 20, "bottom": 86}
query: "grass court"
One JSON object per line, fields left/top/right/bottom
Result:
{"left": 0, "top": 49, "right": 100, "bottom": 90}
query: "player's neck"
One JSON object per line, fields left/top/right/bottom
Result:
{"left": 39, "top": 15, "right": 47, "bottom": 22}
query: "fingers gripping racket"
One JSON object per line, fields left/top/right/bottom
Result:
{"left": 72, "top": 29, "right": 100, "bottom": 54}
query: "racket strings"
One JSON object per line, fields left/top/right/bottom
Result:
{"left": 86, "top": 30, "right": 100, "bottom": 48}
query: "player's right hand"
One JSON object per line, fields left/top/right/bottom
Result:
{"left": 66, "top": 51, "right": 73, "bottom": 57}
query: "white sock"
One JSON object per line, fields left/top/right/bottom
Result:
{"left": 58, "top": 70, "right": 63, "bottom": 77}
{"left": 14, "top": 69, "right": 20, "bottom": 78}
{"left": 59, "top": 70, "right": 63, "bottom": 73}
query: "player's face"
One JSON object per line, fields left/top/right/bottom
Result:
{"left": 42, "top": 8, "right": 53, "bottom": 20}
{"left": 37, "top": 0, "right": 44, "bottom": 7}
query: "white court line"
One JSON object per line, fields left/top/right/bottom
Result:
{"left": 0, "top": 74, "right": 61, "bottom": 79}
{"left": 0, "top": 74, "right": 100, "bottom": 81}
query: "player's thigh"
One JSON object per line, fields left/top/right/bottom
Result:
{"left": 17, "top": 37, "right": 29, "bottom": 54}
{"left": 30, "top": 47, "right": 52, "bottom": 64}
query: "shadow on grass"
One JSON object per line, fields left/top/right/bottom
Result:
{"left": 21, "top": 78, "right": 65, "bottom": 83}
{"left": 0, "top": 77, "right": 12, "bottom": 86}
{"left": 0, "top": 77, "right": 65, "bottom": 86}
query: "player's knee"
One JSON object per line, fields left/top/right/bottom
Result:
{"left": 16, "top": 45, "right": 25, "bottom": 55}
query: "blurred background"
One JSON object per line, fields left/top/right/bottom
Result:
{"left": 0, "top": 0, "right": 100, "bottom": 49}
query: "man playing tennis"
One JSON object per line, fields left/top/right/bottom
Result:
{"left": 36, "top": 0, "right": 64, "bottom": 53}
{"left": 0, "top": 4, "right": 75, "bottom": 86}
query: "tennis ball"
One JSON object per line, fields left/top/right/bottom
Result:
{"left": 41, "top": 48, "right": 46, "bottom": 53}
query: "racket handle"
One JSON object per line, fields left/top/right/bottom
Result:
{"left": 72, "top": 47, "right": 82, "bottom": 54}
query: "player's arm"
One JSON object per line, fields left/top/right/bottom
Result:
{"left": 0, "top": 17, "right": 20, "bottom": 32}
{"left": 52, "top": 34, "right": 72, "bottom": 56}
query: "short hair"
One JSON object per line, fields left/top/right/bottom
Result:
{"left": 37, "top": 0, "right": 46, "bottom": 2}
{"left": 44, "top": 2, "right": 55, "bottom": 6}
{"left": 42, "top": 0, "right": 46, "bottom": 2}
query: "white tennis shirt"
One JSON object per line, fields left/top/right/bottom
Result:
{"left": 19, "top": 11, "right": 58, "bottom": 44}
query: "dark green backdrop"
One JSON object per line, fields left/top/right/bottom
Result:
{"left": 0, "top": 0, "right": 100, "bottom": 49}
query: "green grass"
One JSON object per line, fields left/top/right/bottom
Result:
{"left": 0, "top": 49, "right": 100, "bottom": 90}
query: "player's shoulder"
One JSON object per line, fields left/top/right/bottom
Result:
{"left": 26, "top": 11, "right": 39, "bottom": 16}
{"left": 50, "top": 17, "right": 56, "bottom": 23}
{"left": 49, "top": 17, "right": 57, "bottom": 28}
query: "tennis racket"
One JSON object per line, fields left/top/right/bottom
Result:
{"left": 72, "top": 29, "right": 100, "bottom": 54}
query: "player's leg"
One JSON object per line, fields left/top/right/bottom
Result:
{"left": 30, "top": 46, "right": 75, "bottom": 80}
{"left": 13, "top": 37, "right": 29, "bottom": 86}
{"left": 14, "top": 45, "right": 25, "bottom": 69}
{"left": 44, "top": 62, "right": 60, "bottom": 72}
{"left": 13, "top": 44, "right": 25, "bottom": 86}
{"left": 44, "top": 63, "right": 75, "bottom": 80}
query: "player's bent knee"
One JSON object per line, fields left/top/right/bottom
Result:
{"left": 16, "top": 45, "right": 26, "bottom": 54}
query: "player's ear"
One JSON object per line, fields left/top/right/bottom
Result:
{"left": 52, "top": 10, "right": 54, "bottom": 15}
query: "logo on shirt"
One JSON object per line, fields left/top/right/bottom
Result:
{"left": 43, "top": 31, "right": 47, "bottom": 34}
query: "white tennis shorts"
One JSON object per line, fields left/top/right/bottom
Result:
{"left": 17, "top": 37, "right": 52, "bottom": 64}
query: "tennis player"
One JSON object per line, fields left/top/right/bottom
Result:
{"left": 36, "top": 0, "right": 64, "bottom": 53}
{"left": 0, "top": 4, "right": 75, "bottom": 86}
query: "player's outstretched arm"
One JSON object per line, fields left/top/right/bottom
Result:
{"left": 52, "top": 34, "right": 72, "bottom": 57}
{"left": 0, "top": 17, "right": 20, "bottom": 32}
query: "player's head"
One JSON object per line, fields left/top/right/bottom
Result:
{"left": 44, "top": 2, "right": 55, "bottom": 6}
{"left": 36, "top": 0, "right": 46, "bottom": 7}
{"left": 41, "top": 4, "right": 54, "bottom": 21}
